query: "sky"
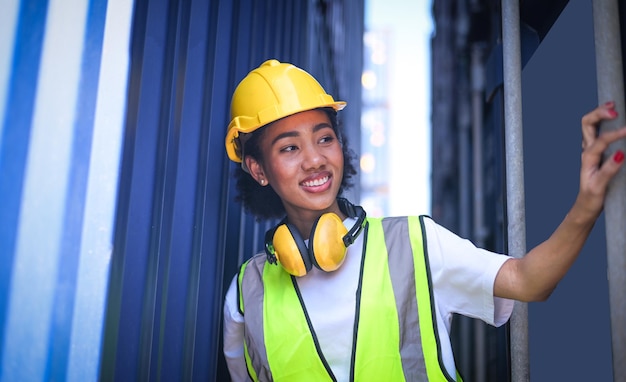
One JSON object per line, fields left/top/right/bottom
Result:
{"left": 365, "top": 0, "right": 434, "bottom": 216}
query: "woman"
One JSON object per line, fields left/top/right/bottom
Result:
{"left": 223, "top": 59, "right": 626, "bottom": 381}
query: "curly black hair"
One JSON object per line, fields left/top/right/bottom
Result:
{"left": 233, "top": 109, "right": 357, "bottom": 220}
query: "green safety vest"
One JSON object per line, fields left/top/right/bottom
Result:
{"left": 237, "top": 216, "right": 462, "bottom": 381}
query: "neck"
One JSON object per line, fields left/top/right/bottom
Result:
{"left": 284, "top": 200, "right": 346, "bottom": 240}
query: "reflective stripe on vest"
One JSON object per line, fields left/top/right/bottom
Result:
{"left": 237, "top": 216, "right": 459, "bottom": 381}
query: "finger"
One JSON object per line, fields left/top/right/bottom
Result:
{"left": 595, "top": 149, "right": 626, "bottom": 187}
{"left": 581, "top": 101, "right": 618, "bottom": 148}
{"left": 581, "top": 127, "right": 626, "bottom": 181}
{"left": 585, "top": 125, "right": 626, "bottom": 158}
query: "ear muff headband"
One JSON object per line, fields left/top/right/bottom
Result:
{"left": 337, "top": 198, "right": 366, "bottom": 246}
{"left": 264, "top": 198, "right": 367, "bottom": 276}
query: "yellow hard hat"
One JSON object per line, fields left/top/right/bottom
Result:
{"left": 225, "top": 59, "right": 347, "bottom": 163}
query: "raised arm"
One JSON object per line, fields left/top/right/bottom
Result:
{"left": 495, "top": 102, "right": 626, "bottom": 302}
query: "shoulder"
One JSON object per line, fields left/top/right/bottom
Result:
{"left": 368, "top": 215, "right": 436, "bottom": 237}
{"left": 239, "top": 251, "right": 267, "bottom": 276}
{"left": 237, "top": 252, "right": 268, "bottom": 293}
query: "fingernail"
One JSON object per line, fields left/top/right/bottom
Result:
{"left": 608, "top": 109, "right": 618, "bottom": 118}
{"left": 614, "top": 150, "right": 625, "bottom": 163}
{"left": 605, "top": 101, "right": 615, "bottom": 107}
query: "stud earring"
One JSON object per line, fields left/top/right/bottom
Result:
{"left": 260, "top": 179, "right": 265, "bottom": 185}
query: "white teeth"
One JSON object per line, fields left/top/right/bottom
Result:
{"left": 302, "top": 176, "right": 329, "bottom": 187}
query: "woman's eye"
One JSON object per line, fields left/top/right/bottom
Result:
{"left": 280, "top": 145, "right": 298, "bottom": 153}
{"left": 320, "top": 135, "right": 335, "bottom": 144}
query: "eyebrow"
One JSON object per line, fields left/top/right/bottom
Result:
{"left": 270, "top": 122, "right": 332, "bottom": 146}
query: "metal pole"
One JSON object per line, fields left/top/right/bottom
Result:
{"left": 471, "top": 44, "right": 488, "bottom": 382}
{"left": 501, "top": 1, "right": 530, "bottom": 381}
{"left": 592, "top": 1, "right": 626, "bottom": 380}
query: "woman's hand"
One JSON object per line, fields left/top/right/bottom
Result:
{"left": 578, "top": 101, "right": 626, "bottom": 219}
{"left": 495, "top": 102, "right": 626, "bottom": 302}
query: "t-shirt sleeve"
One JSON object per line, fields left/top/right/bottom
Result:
{"left": 223, "top": 275, "right": 250, "bottom": 382}
{"left": 422, "top": 216, "right": 514, "bottom": 328}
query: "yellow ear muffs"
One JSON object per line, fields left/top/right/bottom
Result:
{"left": 264, "top": 198, "right": 367, "bottom": 277}
{"left": 271, "top": 224, "right": 312, "bottom": 277}
{"left": 309, "top": 213, "right": 349, "bottom": 272}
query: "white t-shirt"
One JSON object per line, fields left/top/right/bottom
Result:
{"left": 223, "top": 216, "right": 514, "bottom": 381}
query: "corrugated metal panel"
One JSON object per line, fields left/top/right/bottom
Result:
{"left": 0, "top": 0, "right": 132, "bottom": 381}
{"left": 0, "top": 0, "right": 363, "bottom": 379}
{"left": 99, "top": 0, "right": 364, "bottom": 380}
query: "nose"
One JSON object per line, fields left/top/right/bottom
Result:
{"left": 301, "top": 142, "right": 325, "bottom": 170}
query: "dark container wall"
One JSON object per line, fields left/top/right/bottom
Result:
{"left": 99, "top": 0, "right": 364, "bottom": 380}
{"left": 522, "top": 1, "right": 614, "bottom": 380}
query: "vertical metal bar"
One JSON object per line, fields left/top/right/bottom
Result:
{"left": 592, "top": 1, "right": 626, "bottom": 380}
{"left": 501, "top": 1, "right": 530, "bottom": 381}
{"left": 471, "top": 47, "right": 486, "bottom": 248}
{"left": 457, "top": 50, "right": 473, "bottom": 382}
{"left": 471, "top": 43, "right": 488, "bottom": 382}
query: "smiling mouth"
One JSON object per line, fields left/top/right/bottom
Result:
{"left": 301, "top": 175, "right": 330, "bottom": 187}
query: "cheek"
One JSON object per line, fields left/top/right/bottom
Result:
{"left": 333, "top": 147, "right": 345, "bottom": 170}
{"left": 265, "top": 159, "right": 295, "bottom": 183}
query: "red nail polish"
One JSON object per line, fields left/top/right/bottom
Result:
{"left": 614, "top": 150, "right": 625, "bottom": 163}
{"left": 605, "top": 101, "right": 615, "bottom": 107}
{"left": 608, "top": 109, "right": 618, "bottom": 118}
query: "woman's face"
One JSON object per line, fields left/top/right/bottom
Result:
{"left": 251, "top": 109, "right": 344, "bottom": 221}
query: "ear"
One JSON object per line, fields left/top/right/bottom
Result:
{"left": 245, "top": 156, "right": 267, "bottom": 185}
